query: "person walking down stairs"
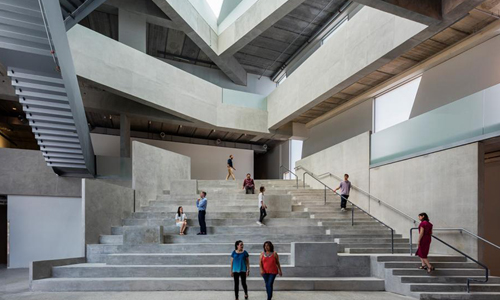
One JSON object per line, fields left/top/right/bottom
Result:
{"left": 334, "top": 174, "right": 351, "bottom": 212}
{"left": 260, "top": 241, "right": 282, "bottom": 300}
{"left": 226, "top": 154, "right": 236, "bottom": 180}
{"left": 415, "top": 212, "right": 435, "bottom": 273}
{"left": 175, "top": 206, "right": 188, "bottom": 235}
{"left": 196, "top": 191, "right": 207, "bottom": 235}
{"left": 231, "top": 240, "right": 250, "bottom": 300}
{"left": 257, "top": 186, "right": 267, "bottom": 226}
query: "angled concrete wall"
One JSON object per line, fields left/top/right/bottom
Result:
{"left": 267, "top": 6, "right": 427, "bottom": 129}
{"left": 132, "top": 141, "right": 191, "bottom": 209}
{"left": 0, "top": 148, "right": 81, "bottom": 197}
{"left": 82, "top": 179, "right": 134, "bottom": 245}
{"left": 370, "top": 143, "right": 481, "bottom": 256}
{"left": 68, "top": 25, "right": 269, "bottom": 134}
{"left": 295, "top": 132, "right": 371, "bottom": 211}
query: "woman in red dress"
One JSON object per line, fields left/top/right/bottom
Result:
{"left": 415, "top": 212, "right": 435, "bottom": 273}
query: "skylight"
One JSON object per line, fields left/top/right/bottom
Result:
{"left": 206, "top": 0, "right": 223, "bottom": 18}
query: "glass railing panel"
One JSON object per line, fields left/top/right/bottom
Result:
{"left": 371, "top": 91, "right": 485, "bottom": 165}
{"left": 222, "top": 89, "right": 267, "bottom": 111}
{"left": 484, "top": 83, "right": 500, "bottom": 134}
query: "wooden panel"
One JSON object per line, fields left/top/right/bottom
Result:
{"left": 177, "top": 125, "right": 196, "bottom": 136}
{"left": 378, "top": 56, "right": 419, "bottom": 75}
{"left": 450, "top": 10, "right": 495, "bottom": 34}
{"left": 430, "top": 27, "right": 468, "bottom": 46}
{"left": 341, "top": 83, "right": 372, "bottom": 96}
{"left": 402, "top": 39, "right": 449, "bottom": 62}
{"left": 357, "top": 71, "right": 393, "bottom": 87}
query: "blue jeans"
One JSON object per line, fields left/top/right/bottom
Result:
{"left": 262, "top": 273, "right": 277, "bottom": 300}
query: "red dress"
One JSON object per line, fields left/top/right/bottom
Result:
{"left": 415, "top": 220, "right": 433, "bottom": 259}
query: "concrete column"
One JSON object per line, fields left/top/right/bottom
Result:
{"left": 118, "top": 8, "right": 147, "bottom": 52}
{"left": 120, "top": 114, "right": 131, "bottom": 158}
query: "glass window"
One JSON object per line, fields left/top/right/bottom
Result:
{"left": 374, "top": 76, "right": 422, "bottom": 132}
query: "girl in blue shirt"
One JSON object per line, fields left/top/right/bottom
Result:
{"left": 231, "top": 240, "right": 250, "bottom": 300}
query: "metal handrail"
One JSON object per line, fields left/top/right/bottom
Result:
{"left": 410, "top": 228, "right": 489, "bottom": 293}
{"left": 301, "top": 170, "right": 395, "bottom": 253}
{"left": 313, "top": 169, "right": 418, "bottom": 225}
{"left": 279, "top": 165, "right": 299, "bottom": 189}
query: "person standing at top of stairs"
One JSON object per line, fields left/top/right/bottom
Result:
{"left": 242, "top": 173, "right": 255, "bottom": 194}
{"left": 334, "top": 174, "right": 351, "bottom": 212}
{"left": 257, "top": 186, "right": 267, "bottom": 226}
{"left": 226, "top": 155, "right": 236, "bottom": 180}
{"left": 196, "top": 192, "right": 208, "bottom": 235}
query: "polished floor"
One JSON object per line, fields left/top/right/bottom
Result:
{"left": 0, "top": 267, "right": 415, "bottom": 300}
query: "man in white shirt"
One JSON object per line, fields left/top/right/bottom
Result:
{"left": 257, "top": 186, "right": 267, "bottom": 226}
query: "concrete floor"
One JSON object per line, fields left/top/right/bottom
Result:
{"left": 0, "top": 267, "right": 415, "bottom": 300}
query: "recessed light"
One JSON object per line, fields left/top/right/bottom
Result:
{"left": 180, "top": 125, "right": 183, "bottom": 128}
{"left": 12, "top": 107, "right": 17, "bottom": 111}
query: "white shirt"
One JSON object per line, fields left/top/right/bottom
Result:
{"left": 175, "top": 213, "right": 186, "bottom": 222}
{"left": 259, "top": 193, "right": 264, "bottom": 208}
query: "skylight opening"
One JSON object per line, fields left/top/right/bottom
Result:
{"left": 206, "top": 0, "right": 223, "bottom": 18}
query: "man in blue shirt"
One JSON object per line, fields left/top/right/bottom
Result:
{"left": 196, "top": 191, "right": 208, "bottom": 235}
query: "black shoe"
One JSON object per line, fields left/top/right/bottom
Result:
{"left": 197, "top": 233, "right": 203, "bottom": 235}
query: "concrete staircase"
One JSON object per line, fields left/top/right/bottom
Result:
{"left": 31, "top": 179, "right": 388, "bottom": 292}
{"left": 374, "top": 255, "right": 500, "bottom": 299}
{"left": 29, "top": 179, "right": 500, "bottom": 299}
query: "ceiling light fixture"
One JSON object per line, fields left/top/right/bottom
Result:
{"left": 12, "top": 107, "right": 17, "bottom": 111}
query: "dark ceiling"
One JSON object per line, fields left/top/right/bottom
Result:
{"left": 235, "top": 0, "right": 348, "bottom": 77}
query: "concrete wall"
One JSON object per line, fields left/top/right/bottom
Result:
{"left": 296, "top": 132, "right": 371, "bottom": 211}
{"left": 91, "top": 133, "right": 254, "bottom": 180}
{"left": 0, "top": 148, "right": 81, "bottom": 197}
{"left": 302, "top": 100, "right": 372, "bottom": 158}
{"left": 266, "top": 6, "right": 426, "bottom": 129}
{"left": 481, "top": 159, "right": 500, "bottom": 275}
{"left": 68, "top": 25, "right": 269, "bottom": 134}
{"left": 164, "top": 59, "right": 276, "bottom": 96}
{"left": 132, "top": 141, "right": 191, "bottom": 209}
{"left": 370, "top": 143, "right": 481, "bottom": 256}
{"left": 8, "top": 195, "right": 84, "bottom": 268}
{"left": 82, "top": 179, "right": 134, "bottom": 245}
{"left": 411, "top": 35, "right": 500, "bottom": 118}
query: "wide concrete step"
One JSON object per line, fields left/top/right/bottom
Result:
{"left": 376, "top": 256, "right": 468, "bottom": 263}
{"left": 151, "top": 199, "right": 262, "bottom": 206}
{"left": 411, "top": 284, "right": 500, "bottom": 293}
{"left": 141, "top": 205, "right": 261, "bottom": 213}
{"left": 52, "top": 264, "right": 328, "bottom": 278}
{"left": 123, "top": 217, "right": 362, "bottom": 227}
{"left": 345, "top": 248, "right": 413, "bottom": 254}
{"left": 339, "top": 242, "right": 413, "bottom": 249}
{"left": 164, "top": 233, "right": 400, "bottom": 244}
{"left": 99, "top": 235, "right": 123, "bottom": 245}
{"left": 401, "top": 276, "right": 500, "bottom": 284}
{"left": 385, "top": 262, "right": 481, "bottom": 269}
{"left": 32, "top": 276, "right": 385, "bottom": 291}
{"left": 112, "top": 225, "right": 391, "bottom": 235}
{"left": 393, "top": 269, "right": 487, "bottom": 276}
{"left": 336, "top": 238, "right": 409, "bottom": 244}
{"left": 105, "top": 252, "right": 291, "bottom": 265}
{"left": 419, "top": 292, "right": 500, "bottom": 300}
{"left": 293, "top": 206, "right": 360, "bottom": 212}
{"left": 132, "top": 211, "right": 305, "bottom": 219}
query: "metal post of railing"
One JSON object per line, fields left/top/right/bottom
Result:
{"left": 410, "top": 228, "right": 414, "bottom": 256}
{"left": 351, "top": 202, "right": 354, "bottom": 226}
{"left": 324, "top": 185, "right": 326, "bottom": 205}
{"left": 391, "top": 229, "right": 394, "bottom": 254}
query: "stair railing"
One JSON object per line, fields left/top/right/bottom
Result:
{"left": 313, "top": 170, "right": 418, "bottom": 225}
{"left": 410, "top": 227, "right": 495, "bottom": 293}
{"left": 279, "top": 165, "right": 299, "bottom": 189}
{"left": 298, "top": 170, "right": 395, "bottom": 253}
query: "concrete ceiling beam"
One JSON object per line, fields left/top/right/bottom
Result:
{"left": 152, "top": 0, "right": 248, "bottom": 85}
{"left": 351, "top": 0, "right": 443, "bottom": 25}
